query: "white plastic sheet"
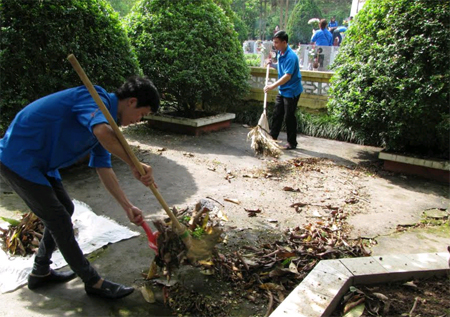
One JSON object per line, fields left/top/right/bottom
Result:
{"left": 0, "top": 199, "right": 139, "bottom": 293}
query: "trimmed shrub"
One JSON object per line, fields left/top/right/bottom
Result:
{"left": 0, "top": 0, "right": 140, "bottom": 135}
{"left": 126, "top": 0, "right": 249, "bottom": 117}
{"left": 328, "top": 0, "right": 450, "bottom": 158}
{"left": 286, "top": 0, "right": 322, "bottom": 45}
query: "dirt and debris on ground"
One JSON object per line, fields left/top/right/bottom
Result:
{"left": 0, "top": 123, "right": 448, "bottom": 317}
{"left": 135, "top": 189, "right": 375, "bottom": 316}
{"left": 0, "top": 212, "right": 44, "bottom": 256}
{"left": 330, "top": 274, "right": 450, "bottom": 317}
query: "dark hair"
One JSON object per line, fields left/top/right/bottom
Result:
{"left": 273, "top": 30, "right": 288, "bottom": 43}
{"left": 115, "top": 76, "right": 160, "bottom": 113}
{"left": 320, "top": 19, "right": 328, "bottom": 29}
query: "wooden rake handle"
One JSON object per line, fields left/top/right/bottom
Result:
{"left": 67, "top": 54, "right": 185, "bottom": 233}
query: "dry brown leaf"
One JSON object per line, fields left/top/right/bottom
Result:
{"left": 283, "top": 186, "right": 301, "bottom": 192}
{"left": 140, "top": 285, "right": 156, "bottom": 303}
{"left": 244, "top": 208, "right": 262, "bottom": 213}
{"left": 259, "top": 283, "right": 284, "bottom": 291}
{"left": 224, "top": 198, "right": 241, "bottom": 205}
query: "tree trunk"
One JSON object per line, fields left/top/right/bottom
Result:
{"left": 284, "top": 0, "right": 289, "bottom": 30}
{"left": 279, "top": 0, "right": 284, "bottom": 29}
{"left": 259, "top": 0, "right": 263, "bottom": 40}
{"left": 263, "top": 0, "right": 267, "bottom": 40}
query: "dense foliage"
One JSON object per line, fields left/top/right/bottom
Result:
{"left": 127, "top": 0, "right": 249, "bottom": 117}
{"left": 286, "top": 0, "right": 322, "bottom": 44}
{"left": 328, "top": 0, "right": 450, "bottom": 158}
{"left": 0, "top": 0, "right": 140, "bottom": 135}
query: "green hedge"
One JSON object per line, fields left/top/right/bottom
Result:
{"left": 0, "top": 0, "right": 140, "bottom": 135}
{"left": 126, "top": 0, "right": 249, "bottom": 117}
{"left": 329, "top": 0, "right": 450, "bottom": 158}
{"left": 286, "top": 0, "right": 322, "bottom": 45}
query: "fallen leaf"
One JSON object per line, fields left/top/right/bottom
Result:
{"left": 217, "top": 210, "right": 228, "bottom": 221}
{"left": 345, "top": 197, "right": 359, "bottom": 204}
{"left": 224, "top": 198, "right": 241, "bottom": 205}
{"left": 140, "top": 285, "right": 156, "bottom": 303}
{"left": 244, "top": 208, "right": 262, "bottom": 213}
{"left": 403, "top": 281, "right": 417, "bottom": 288}
{"left": 259, "top": 283, "right": 284, "bottom": 291}
{"left": 0, "top": 217, "right": 21, "bottom": 226}
{"left": 372, "top": 292, "right": 389, "bottom": 301}
{"left": 283, "top": 186, "right": 301, "bottom": 192}
{"left": 198, "top": 260, "right": 214, "bottom": 267}
{"left": 343, "top": 302, "right": 365, "bottom": 317}
{"left": 243, "top": 174, "right": 258, "bottom": 178}
{"left": 288, "top": 262, "right": 299, "bottom": 274}
{"left": 290, "top": 202, "right": 307, "bottom": 208}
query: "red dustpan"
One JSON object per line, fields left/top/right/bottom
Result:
{"left": 141, "top": 222, "right": 159, "bottom": 254}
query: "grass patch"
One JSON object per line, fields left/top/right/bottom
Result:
{"left": 230, "top": 99, "right": 367, "bottom": 145}
{"left": 244, "top": 53, "right": 261, "bottom": 67}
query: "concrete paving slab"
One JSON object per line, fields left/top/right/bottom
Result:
{"left": 270, "top": 283, "right": 332, "bottom": 317}
{"left": 338, "top": 257, "right": 388, "bottom": 284}
{"left": 270, "top": 252, "right": 450, "bottom": 317}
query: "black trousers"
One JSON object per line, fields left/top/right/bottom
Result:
{"left": 270, "top": 93, "right": 301, "bottom": 147}
{"left": 0, "top": 162, "right": 101, "bottom": 286}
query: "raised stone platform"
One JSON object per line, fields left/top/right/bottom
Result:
{"left": 145, "top": 113, "right": 235, "bottom": 136}
{"left": 379, "top": 152, "right": 449, "bottom": 183}
{"left": 270, "top": 252, "right": 449, "bottom": 317}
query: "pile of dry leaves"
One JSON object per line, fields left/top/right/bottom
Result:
{"left": 141, "top": 196, "right": 373, "bottom": 317}
{"left": 0, "top": 213, "right": 44, "bottom": 256}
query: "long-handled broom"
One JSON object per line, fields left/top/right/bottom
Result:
{"left": 67, "top": 54, "right": 216, "bottom": 261}
{"left": 247, "top": 64, "right": 281, "bottom": 157}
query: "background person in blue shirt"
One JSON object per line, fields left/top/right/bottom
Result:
{"left": 311, "top": 19, "right": 333, "bottom": 46}
{"left": 264, "top": 30, "right": 303, "bottom": 150}
{"left": 0, "top": 76, "right": 159, "bottom": 299}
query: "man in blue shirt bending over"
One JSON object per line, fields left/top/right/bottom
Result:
{"left": 0, "top": 76, "right": 159, "bottom": 299}
{"left": 311, "top": 19, "right": 333, "bottom": 46}
{"left": 265, "top": 30, "right": 303, "bottom": 150}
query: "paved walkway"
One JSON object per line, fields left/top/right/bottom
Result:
{"left": 0, "top": 123, "right": 448, "bottom": 317}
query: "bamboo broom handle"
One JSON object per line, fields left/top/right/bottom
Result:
{"left": 263, "top": 63, "right": 270, "bottom": 114}
{"left": 67, "top": 54, "right": 185, "bottom": 233}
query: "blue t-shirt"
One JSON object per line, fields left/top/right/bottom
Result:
{"left": 276, "top": 46, "right": 303, "bottom": 98}
{"left": 328, "top": 21, "right": 338, "bottom": 28}
{"left": 0, "top": 86, "right": 117, "bottom": 186}
{"left": 311, "top": 29, "right": 333, "bottom": 46}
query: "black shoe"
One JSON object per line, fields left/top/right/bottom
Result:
{"left": 85, "top": 279, "right": 134, "bottom": 299}
{"left": 28, "top": 269, "right": 77, "bottom": 290}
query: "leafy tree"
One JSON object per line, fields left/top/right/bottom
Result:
{"left": 286, "top": 0, "right": 322, "bottom": 44}
{"left": 231, "top": 0, "right": 260, "bottom": 40}
{"left": 0, "top": 0, "right": 140, "bottom": 135}
{"left": 315, "top": 0, "right": 351, "bottom": 26}
{"left": 328, "top": 0, "right": 450, "bottom": 158}
{"left": 105, "top": 0, "right": 138, "bottom": 16}
{"left": 127, "top": 0, "right": 249, "bottom": 117}
{"left": 214, "top": 0, "right": 248, "bottom": 43}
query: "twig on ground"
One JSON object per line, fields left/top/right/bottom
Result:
{"left": 206, "top": 196, "right": 224, "bottom": 207}
{"left": 408, "top": 296, "right": 420, "bottom": 317}
{"left": 264, "top": 291, "right": 274, "bottom": 317}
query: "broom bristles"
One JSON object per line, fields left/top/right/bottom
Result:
{"left": 247, "top": 125, "right": 281, "bottom": 157}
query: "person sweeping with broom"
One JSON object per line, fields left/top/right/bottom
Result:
{"left": 264, "top": 30, "right": 303, "bottom": 150}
